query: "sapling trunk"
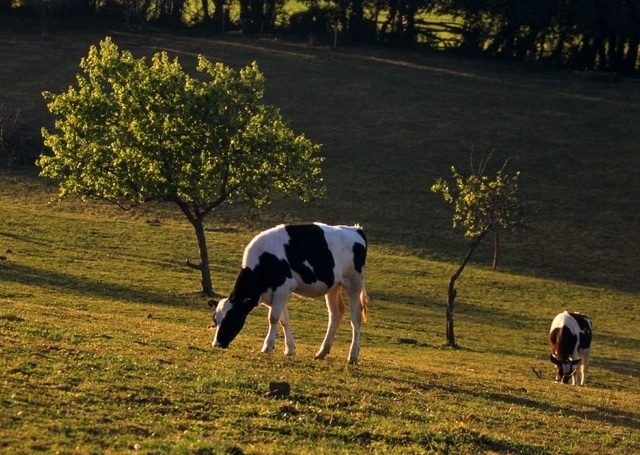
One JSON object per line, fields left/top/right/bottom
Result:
{"left": 446, "top": 229, "right": 488, "bottom": 346}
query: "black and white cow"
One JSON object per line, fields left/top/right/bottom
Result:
{"left": 549, "top": 311, "right": 592, "bottom": 385}
{"left": 210, "top": 223, "right": 368, "bottom": 364}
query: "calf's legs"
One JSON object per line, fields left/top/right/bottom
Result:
{"left": 575, "top": 348, "right": 591, "bottom": 386}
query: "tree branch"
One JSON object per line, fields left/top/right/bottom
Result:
{"left": 185, "top": 259, "right": 202, "bottom": 270}
{"left": 451, "top": 226, "right": 490, "bottom": 283}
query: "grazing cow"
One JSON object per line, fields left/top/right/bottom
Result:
{"left": 210, "top": 223, "right": 368, "bottom": 363}
{"left": 549, "top": 311, "right": 592, "bottom": 385}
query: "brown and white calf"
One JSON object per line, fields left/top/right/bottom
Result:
{"left": 549, "top": 311, "right": 592, "bottom": 385}
{"left": 210, "top": 223, "right": 368, "bottom": 363}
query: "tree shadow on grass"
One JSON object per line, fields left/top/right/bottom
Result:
{"left": 366, "top": 367, "right": 640, "bottom": 432}
{"left": 477, "top": 389, "right": 640, "bottom": 431}
{"left": 0, "top": 230, "right": 50, "bottom": 247}
{"left": 0, "top": 261, "right": 198, "bottom": 307}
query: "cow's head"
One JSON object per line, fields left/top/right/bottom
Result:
{"left": 549, "top": 354, "right": 581, "bottom": 383}
{"left": 209, "top": 298, "right": 250, "bottom": 349}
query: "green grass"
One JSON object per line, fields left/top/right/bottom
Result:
{"left": 1, "top": 174, "right": 639, "bottom": 454}
{"left": 1, "top": 30, "right": 639, "bottom": 453}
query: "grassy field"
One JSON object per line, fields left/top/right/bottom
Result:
{"left": 1, "top": 30, "right": 639, "bottom": 453}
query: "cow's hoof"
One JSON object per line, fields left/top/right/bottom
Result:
{"left": 261, "top": 345, "right": 275, "bottom": 354}
{"left": 314, "top": 352, "right": 327, "bottom": 360}
{"left": 284, "top": 349, "right": 295, "bottom": 356}
{"left": 348, "top": 358, "right": 358, "bottom": 365}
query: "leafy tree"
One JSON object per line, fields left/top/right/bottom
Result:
{"left": 38, "top": 37, "right": 325, "bottom": 296}
{"left": 431, "top": 155, "right": 526, "bottom": 346}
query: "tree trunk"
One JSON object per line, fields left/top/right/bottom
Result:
{"left": 492, "top": 230, "right": 499, "bottom": 270}
{"left": 446, "top": 277, "right": 456, "bottom": 345}
{"left": 175, "top": 199, "right": 215, "bottom": 296}
{"left": 201, "top": 0, "right": 210, "bottom": 21}
{"left": 192, "top": 217, "right": 215, "bottom": 296}
{"left": 211, "top": 0, "right": 226, "bottom": 32}
{"left": 446, "top": 229, "right": 488, "bottom": 346}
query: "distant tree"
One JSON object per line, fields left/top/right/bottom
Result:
{"left": 432, "top": 0, "right": 640, "bottom": 72}
{"left": 38, "top": 37, "right": 325, "bottom": 297}
{"left": 0, "top": 105, "right": 36, "bottom": 168}
{"left": 431, "top": 155, "right": 526, "bottom": 346}
{"left": 380, "top": 0, "right": 429, "bottom": 45}
{"left": 237, "top": 0, "right": 283, "bottom": 33}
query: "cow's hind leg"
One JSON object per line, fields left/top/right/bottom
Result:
{"left": 346, "top": 285, "right": 365, "bottom": 364}
{"left": 278, "top": 305, "right": 296, "bottom": 356}
{"left": 315, "top": 285, "right": 344, "bottom": 360}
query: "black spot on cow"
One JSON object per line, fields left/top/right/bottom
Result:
{"left": 229, "top": 254, "right": 292, "bottom": 308}
{"left": 354, "top": 228, "right": 367, "bottom": 273}
{"left": 216, "top": 255, "right": 292, "bottom": 348}
{"left": 254, "top": 252, "right": 292, "bottom": 292}
{"left": 570, "top": 312, "right": 592, "bottom": 350}
{"left": 353, "top": 243, "right": 366, "bottom": 273}
{"left": 228, "top": 267, "right": 260, "bottom": 309}
{"left": 284, "top": 224, "right": 335, "bottom": 287}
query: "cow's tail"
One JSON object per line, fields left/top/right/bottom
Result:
{"left": 360, "top": 285, "right": 369, "bottom": 323}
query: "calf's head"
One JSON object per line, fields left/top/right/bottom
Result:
{"left": 549, "top": 355, "right": 581, "bottom": 383}
{"left": 209, "top": 298, "right": 250, "bottom": 349}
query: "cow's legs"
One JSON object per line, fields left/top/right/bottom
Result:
{"left": 315, "top": 285, "right": 344, "bottom": 360}
{"left": 262, "top": 297, "right": 290, "bottom": 354}
{"left": 278, "top": 305, "right": 296, "bottom": 356}
{"left": 578, "top": 348, "right": 591, "bottom": 386}
{"left": 346, "top": 287, "right": 364, "bottom": 364}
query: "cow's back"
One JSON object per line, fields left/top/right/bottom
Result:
{"left": 284, "top": 224, "right": 337, "bottom": 287}
{"left": 242, "top": 224, "right": 290, "bottom": 269}
{"left": 317, "top": 223, "right": 367, "bottom": 276}
{"left": 549, "top": 311, "right": 591, "bottom": 360}
{"left": 569, "top": 312, "right": 592, "bottom": 351}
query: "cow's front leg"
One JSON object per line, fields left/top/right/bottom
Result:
{"left": 315, "top": 286, "right": 344, "bottom": 360}
{"left": 578, "top": 348, "right": 591, "bottom": 386}
{"left": 278, "top": 305, "right": 296, "bottom": 356}
{"left": 262, "top": 305, "right": 281, "bottom": 354}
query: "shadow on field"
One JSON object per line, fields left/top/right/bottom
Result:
{"left": 457, "top": 300, "right": 547, "bottom": 332}
{"left": 0, "top": 230, "right": 50, "bottom": 247}
{"left": 477, "top": 389, "right": 640, "bottom": 431}
{"left": 595, "top": 357, "right": 640, "bottom": 379}
{"left": 367, "top": 368, "right": 640, "bottom": 432}
{"left": 0, "top": 262, "right": 191, "bottom": 307}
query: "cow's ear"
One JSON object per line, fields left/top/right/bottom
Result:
{"left": 550, "top": 354, "right": 561, "bottom": 365}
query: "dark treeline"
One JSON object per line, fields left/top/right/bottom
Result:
{"left": 5, "top": 0, "right": 640, "bottom": 74}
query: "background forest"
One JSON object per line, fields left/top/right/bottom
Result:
{"left": 3, "top": 0, "right": 640, "bottom": 74}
